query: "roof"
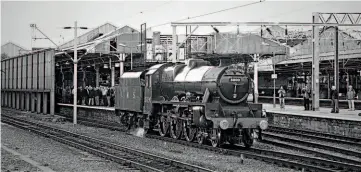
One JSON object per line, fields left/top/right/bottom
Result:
{"left": 1, "top": 42, "right": 28, "bottom": 50}
{"left": 59, "top": 22, "right": 118, "bottom": 49}
{"left": 1, "top": 42, "right": 30, "bottom": 59}
{"left": 278, "top": 49, "right": 361, "bottom": 65}
{"left": 58, "top": 25, "right": 141, "bottom": 54}
{"left": 58, "top": 23, "right": 139, "bottom": 50}
{"left": 213, "top": 32, "right": 289, "bottom": 55}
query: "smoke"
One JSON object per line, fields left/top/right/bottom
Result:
{"left": 130, "top": 127, "right": 145, "bottom": 138}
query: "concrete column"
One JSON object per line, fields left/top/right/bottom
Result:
{"left": 1, "top": 92, "right": 4, "bottom": 106}
{"left": 12, "top": 92, "right": 16, "bottom": 109}
{"left": 26, "top": 92, "right": 30, "bottom": 111}
{"left": 95, "top": 67, "right": 100, "bottom": 87}
{"left": 253, "top": 54, "right": 259, "bottom": 103}
{"left": 312, "top": 12, "right": 320, "bottom": 111}
{"left": 172, "top": 26, "right": 177, "bottom": 62}
{"left": 20, "top": 93, "right": 24, "bottom": 110}
{"left": 327, "top": 73, "right": 331, "bottom": 99}
{"left": 334, "top": 26, "right": 339, "bottom": 110}
{"left": 50, "top": 53, "right": 55, "bottom": 116}
{"left": 16, "top": 92, "right": 20, "bottom": 109}
{"left": 111, "top": 66, "right": 115, "bottom": 87}
{"left": 119, "top": 54, "right": 124, "bottom": 78}
{"left": 82, "top": 70, "right": 86, "bottom": 87}
{"left": 37, "top": 93, "right": 41, "bottom": 113}
{"left": 4, "top": 92, "right": 8, "bottom": 107}
{"left": 31, "top": 93, "right": 36, "bottom": 112}
{"left": 8, "top": 92, "right": 11, "bottom": 108}
{"left": 43, "top": 92, "right": 48, "bottom": 114}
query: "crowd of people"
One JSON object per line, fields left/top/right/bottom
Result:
{"left": 61, "top": 86, "right": 115, "bottom": 107}
{"left": 277, "top": 85, "right": 358, "bottom": 113}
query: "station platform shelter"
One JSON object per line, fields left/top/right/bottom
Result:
{"left": 256, "top": 26, "right": 361, "bottom": 101}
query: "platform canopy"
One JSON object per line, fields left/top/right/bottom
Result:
{"left": 54, "top": 24, "right": 144, "bottom": 69}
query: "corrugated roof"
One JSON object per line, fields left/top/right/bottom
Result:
{"left": 1, "top": 42, "right": 28, "bottom": 51}
{"left": 1, "top": 42, "right": 29, "bottom": 59}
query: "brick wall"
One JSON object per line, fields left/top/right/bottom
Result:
{"left": 59, "top": 106, "right": 119, "bottom": 123}
{"left": 268, "top": 112, "right": 361, "bottom": 138}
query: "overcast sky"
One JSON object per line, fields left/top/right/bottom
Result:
{"left": 1, "top": 0, "right": 360, "bottom": 49}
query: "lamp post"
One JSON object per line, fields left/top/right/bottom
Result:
{"left": 262, "top": 42, "right": 285, "bottom": 108}
{"left": 63, "top": 21, "right": 88, "bottom": 125}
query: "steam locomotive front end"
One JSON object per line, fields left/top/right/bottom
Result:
{"left": 203, "top": 66, "right": 268, "bottom": 147}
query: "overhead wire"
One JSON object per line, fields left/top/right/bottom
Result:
{"left": 146, "top": 0, "right": 265, "bottom": 30}
{"left": 122, "top": 0, "right": 174, "bottom": 23}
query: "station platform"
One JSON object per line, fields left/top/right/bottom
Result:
{"left": 57, "top": 103, "right": 115, "bottom": 111}
{"left": 259, "top": 96, "right": 361, "bottom": 110}
{"left": 263, "top": 103, "right": 361, "bottom": 138}
{"left": 56, "top": 103, "right": 117, "bottom": 123}
{"left": 263, "top": 103, "right": 361, "bottom": 122}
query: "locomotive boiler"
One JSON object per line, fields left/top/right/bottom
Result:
{"left": 115, "top": 58, "right": 268, "bottom": 148}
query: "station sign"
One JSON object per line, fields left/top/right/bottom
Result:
{"left": 271, "top": 74, "right": 277, "bottom": 79}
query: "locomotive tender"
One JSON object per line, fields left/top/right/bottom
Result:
{"left": 115, "top": 58, "right": 268, "bottom": 147}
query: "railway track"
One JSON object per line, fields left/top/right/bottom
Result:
{"left": 266, "top": 125, "right": 361, "bottom": 147}
{"left": 12, "top": 112, "right": 361, "bottom": 172}
{"left": 1, "top": 115, "right": 213, "bottom": 172}
{"left": 262, "top": 132, "right": 361, "bottom": 158}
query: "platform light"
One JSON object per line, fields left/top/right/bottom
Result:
{"left": 115, "top": 63, "right": 120, "bottom": 67}
{"left": 65, "top": 61, "right": 69, "bottom": 65}
{"left": 56, "top": 63, "right": 59, "bottom": 66}
{"left": 104, "top": 64, "right": 109, "bottom": 68}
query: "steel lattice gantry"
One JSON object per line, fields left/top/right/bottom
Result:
{"left": 312, "top": 12, "right": 361, "bottom": 111}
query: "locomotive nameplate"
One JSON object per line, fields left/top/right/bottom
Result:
{"left": 229, "top": 78, "right": 242, "bottom": 82}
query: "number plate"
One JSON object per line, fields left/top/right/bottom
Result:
{"left": 230, "top": 78, "right": 241, "bottom": 82}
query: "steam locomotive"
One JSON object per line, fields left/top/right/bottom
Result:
{"left": 115, "top": 58, "right": 268, "bottom": 148}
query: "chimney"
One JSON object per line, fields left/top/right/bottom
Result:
{"left": 219, "top": 58, "right": 232, "bottom": 67}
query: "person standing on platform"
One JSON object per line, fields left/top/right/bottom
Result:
{"left": 101, "top": 86, "right": 108, "bottom": 106}
{"left": 110, "top": 87, "right": 115, "bottom": 107}
{"left": 88, "top": 86, "right": 94, "bottom": 106}
{"left": 347, "top": 85, "right": 356, "bottom": 111}
{"left": 331, "top": 85, "right": 339, "bottom": 113}
{"left": 106, "top": 86, "right": 111, "bottom": 107}
{"left": 278, "top": 86, "right": 286, "bottom": 110}
{"left": 94, "top": 87, "right": 99, "bottom": 106}
{"left": 77, "top": 87, "right": 82, "bottom": 105}
{"left": 83, "top": 86, "right": 89, "bottom": 105}
{"left": 97, "top": 87, "right": 102, "bottom": 106}
{"left": 303, "top": 86, "right": 311, "bottom": 110}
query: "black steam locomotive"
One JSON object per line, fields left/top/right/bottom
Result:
{"left": 115, "top": 58, "right": 268, "bottom": 148}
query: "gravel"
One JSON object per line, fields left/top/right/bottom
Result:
{"left": 252, "top": 140, "right": 314, "bottom": 157}
{"left": 1, "top": 122, "right": 138, "bottom": 172}
{"left": 2, "top": 108, "right": 296, "bottom": 172}
{"left": 1, "top": 148, "right": 41, "bottom": 172}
